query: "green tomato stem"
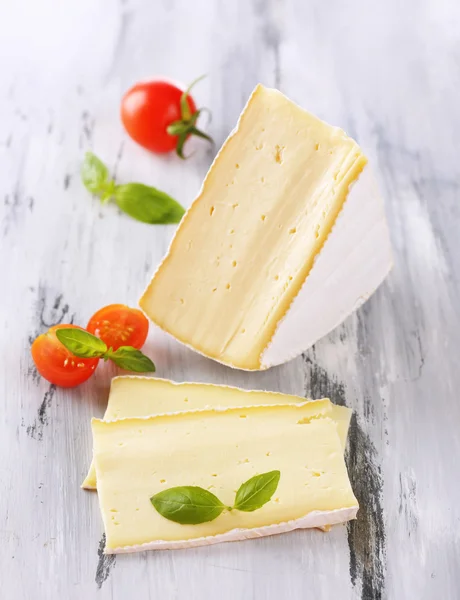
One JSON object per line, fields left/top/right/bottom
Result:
{"left": 168, "top": 75, "right": 214, "bottom": 159}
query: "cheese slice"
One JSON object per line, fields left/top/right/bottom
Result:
{"left": 139, "top": 84, "right": 392, "bottom": 370}
{"left": 92, "top": 401, "right": 358, "bottom": 553}
{"left": 82, "top": 376, "right": 351, "bottom": 490}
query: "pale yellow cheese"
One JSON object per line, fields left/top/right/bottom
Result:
{"left": 82, "top": 376, "right": 351, "bottom": 490}
{"left": 92, "top": 402, "right": 358, "bottom": 551}
{"left": 139, "top": 85, "right": 367, "bottom": 370}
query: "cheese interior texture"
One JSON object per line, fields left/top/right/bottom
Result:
{"left": 140, "top": 85, "right": 367, "bottom": 370}
{"left": 82, "top": 377, "right": 351, "bottom": 490}
{"left": 92, "top": 402, "right": 358, "bottom": 550}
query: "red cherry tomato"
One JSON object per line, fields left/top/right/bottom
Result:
{"left": 86, "top": 304, "right": 149, "bottom": 351}
{"left": 31, "top": 324, "right": 99, "bottom": 388}
{"left": 121, "top": 77, "right": 212, "bottom": 158}
{"left": 121, "top": 80, "right": 196, "bottom": 153}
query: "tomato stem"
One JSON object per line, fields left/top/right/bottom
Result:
{"left": 168, "top": 76, "right": 214, "bottom": 159}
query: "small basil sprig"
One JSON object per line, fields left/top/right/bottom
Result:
{"left": 150, "top": 470, "right": 280, "bottom": 525}
{"left": 55, "top": 328, "right": 155, "bottom": 373}
{"left": 81, "top": 152, "right": 185, "bottom": 224}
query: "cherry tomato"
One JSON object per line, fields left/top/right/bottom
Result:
{"left": 31, "top": 324, "right": 99, "bottom": 388}
{"left": 86, "top": 304, "right": 149, "bottom": 351}
{"left": 120, "top": 77, "right": 212, "bottom": 158}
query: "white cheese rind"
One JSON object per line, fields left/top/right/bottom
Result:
{"left": 106, "top": 506, "right": 358, "bottom": 554}
{"left": 261, "top": 166, "right": 392, "bottom": 368}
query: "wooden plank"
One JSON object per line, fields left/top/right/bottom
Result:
{"left": 1, "top": 0, "right": 459, "bottom": 598}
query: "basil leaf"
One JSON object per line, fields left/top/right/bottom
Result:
{"left": 107, "top": 346, "right": 155, "bottom": 372}
{"left": 151, "top": 486, "right": 225, "bottom": 524}
{"left": 55, "top": 328, "right": 107, "bottom": 358}
{"left": 233, "top": 470, "right": 280, "bottom": 512}
{"left": 81, "top": 152, "right": 115, "bottom": 200}
{"left": 114, "top": 183, "right": 185, "bottom": 224}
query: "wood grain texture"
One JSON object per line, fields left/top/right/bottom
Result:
{"left": 1, "top": 0, "right": 459, "bottom": 598}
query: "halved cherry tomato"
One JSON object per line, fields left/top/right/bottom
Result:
{"left": 86, "top": 304, "right": 149, "bottom": 351}
{"left": 31, "top": 324, "right": 99, "bottom": 388}
{"left": 120, "top": 78, "right": 212, "bottom": 158}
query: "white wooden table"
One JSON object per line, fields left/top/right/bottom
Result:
{"left": 1, "top": 1, "right": 460, "bottom": 598}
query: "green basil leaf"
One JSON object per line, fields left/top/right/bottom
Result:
{"left": 107, "top": 346, "right": 155, "bottom": 372}
{"left": 151, "top": 486, "right": 225, "bottom": 524}
{"left": 81, "top": 152, "right": 114, "bottom": 199}
{"left": 55, "top": 328, "right": 107, "bottom": 358}
{"left": 114, "top": 183, "right": 185, "bottom": 224}
{"left": 233, "top": 470, "right": 280, "bottom": 512}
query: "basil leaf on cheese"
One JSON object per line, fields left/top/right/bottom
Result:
{"left": 150, "top": 472, "right": 281, "bottom": 525}
{"left": 106, "top": 346, "right": 156, "bottom": 373}
{"left": 114, "top": 183, "right": 185, "bottom": 225}
{"left": 151, "top": 486, "right": 225, "bottom": 525}
{"left": 56, "top": 328, "right": 108, "bottom": 358}
{"left": 233, "top": 470, "right": 280, "bottom": 512}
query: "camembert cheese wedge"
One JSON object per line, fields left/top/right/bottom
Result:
{"left": 82, "top": 376, "right": 351, "bottom": 490}
{"left": 92, "top": 401, "right": 358, "bottom": 553}
{"left": 140, "top": 84, "right": 392, "bottom": 370}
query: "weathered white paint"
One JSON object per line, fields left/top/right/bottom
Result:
{"left": 0, "top": 0, "right": 459, "bottom": 598}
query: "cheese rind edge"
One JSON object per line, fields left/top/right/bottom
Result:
{"left": 261, "top": 166, "right": 392, "bottom": 367}
{"left": 105, "top": 506, "right": 358, "bottom": 554}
